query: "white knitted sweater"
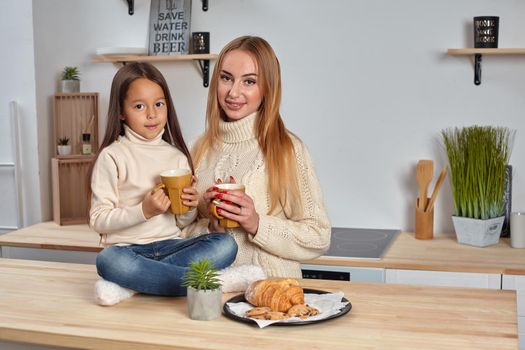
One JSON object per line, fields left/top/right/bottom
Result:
{"left": 183, "top": 113, "right": 331, "bottom": 278}
{"left": 90, "top": 125, "right": 196, "bottom": 246}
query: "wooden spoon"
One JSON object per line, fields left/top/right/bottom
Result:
{"left": 426, "top": 165, "right": 448, "bottom": 212}
{"left": 416, "top": 160, "right": 434, "bottom": 210}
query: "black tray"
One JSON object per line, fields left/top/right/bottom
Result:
{"left": 223, "top": 288, "right": 352, "bottom": 326}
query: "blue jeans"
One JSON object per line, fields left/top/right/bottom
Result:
{"left": 96, "top": 233, "right": 237, "bottom": 296}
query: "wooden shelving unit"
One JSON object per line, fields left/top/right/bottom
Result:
{"left": 52, "top": 93, "right": 98, "bottom": 225}
{"left": 447, "top": 48, "right": 525, "bottom": 85}
{"left": 92, "top": 53, "right": 218, "bottom": 87}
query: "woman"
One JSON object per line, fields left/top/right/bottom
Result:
{"left": 184, "top": 36, "right": 331, "bottom": 278}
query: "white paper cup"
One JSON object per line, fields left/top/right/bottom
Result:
{"left": 510, "top": 212, "right": 525, "bottom": 248}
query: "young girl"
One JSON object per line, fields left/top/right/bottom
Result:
{"left": 90, "top": 62, "right": 237, "bottom": 306}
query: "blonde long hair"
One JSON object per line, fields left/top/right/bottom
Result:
{"left": 193, "top": 36, "right": 300, "bottom": 214}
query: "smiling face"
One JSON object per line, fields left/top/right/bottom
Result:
{"left": 217, "top": 49, "right": 263, "bottom": 122}
{"left": 121, "top": 78, "right": 168, "bottom": 139}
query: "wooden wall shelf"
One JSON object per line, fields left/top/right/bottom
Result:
{"left": 447, "top": 48, "right": 525, "bottom": 85}
{"left": 448, "top": 48, "right": 525, "bottom": 55}
{"left": 92, "top": 54, "right": 218, "bottom": 87}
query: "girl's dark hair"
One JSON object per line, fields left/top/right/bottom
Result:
{"left": 87, "top": 62, "right": 193, "bottom": 200}
{"left": 98, "top": 62, "right": 193, "bottom": 172}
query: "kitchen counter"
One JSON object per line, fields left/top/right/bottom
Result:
{"left": 2, "top": 222, "right": 525, "bottom": 275}
{"left": 306, "top": 232, "right": 525, "bottom": 275}
{"left": 0, "top": 258, "right": 517, "bottom": 350}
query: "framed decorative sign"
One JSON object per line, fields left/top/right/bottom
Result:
{"left": 148, "top": 0, "right": 192, "bottom": 55}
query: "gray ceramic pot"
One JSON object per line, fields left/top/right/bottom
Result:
{"left": 187, "top": 287, "right": 222, "bottom": 320}
{"left": 61, "top": 80, "right": 80, "bottom": 93}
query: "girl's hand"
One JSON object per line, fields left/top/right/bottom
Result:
{"left": 181, "top": 175, "right": 199, "bottom": 209}
{"left": 142, "top": 185, "right": 171, "bottom": 219}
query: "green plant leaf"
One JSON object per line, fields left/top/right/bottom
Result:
{"left": 442, "top": 126, "right": 514, "bottom": 220}
{"left": 182, "top": 258, "right": 222, "bottom": 290}
{"left": 62, "top": 66, "right": 80, "bottom": 81}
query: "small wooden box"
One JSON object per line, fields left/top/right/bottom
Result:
{"left": 52, "top": 156, "right": 94, "bottom": 225}
{"left": 53, "top": 93, "right": 99, "bottom": 157}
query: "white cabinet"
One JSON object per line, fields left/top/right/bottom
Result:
{"left": 385, "top": 269, "right": 501, "bottom": 289}
{"left": 502, "top": 275, "right": 525, "bottom": 350}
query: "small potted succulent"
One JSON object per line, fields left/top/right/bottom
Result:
{"left": 442, "top": 125, "right": 514, "bottom": 247}
{"left": 182, "top": 258, "right": 222, "bottom": 321}
{"left": 57, "top": 137, "right": 71, "bottom": 156}
{"left": 60, "top": 66, "right": 80, "bottom": 93}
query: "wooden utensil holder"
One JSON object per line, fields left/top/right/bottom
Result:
{"left": 415, "top": 197, "right": 434, "bottom": 240}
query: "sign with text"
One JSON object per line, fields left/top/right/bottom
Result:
{"left": 148, "top": 0, "right": 192, "bottom": 55}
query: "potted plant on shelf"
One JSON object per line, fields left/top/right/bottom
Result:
{"left": 57, "top": 137, "right": 71, "bottom": 156}
{"left": 60, "top": 66, "right": 80, "bottom": 93}
{"left": 182, "top": 258, "right": 222, "bottom": 321}
{"left": 442, "top": 125, "right": 514, "bottom": 247}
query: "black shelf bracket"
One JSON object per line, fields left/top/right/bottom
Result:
{"left": 196, "top": 59, "right": 210, "bottom": 87}
{"left": 202, "top": 0, "right": 208, "bottom": 11}
{"left": 127, "top": 0, "right": 134, "bottom": 15}
{"left": 474, "top": 53, "right": 482, "bottom": 85}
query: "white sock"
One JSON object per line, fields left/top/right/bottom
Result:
{"left": 94, "top": 279, "right": 136, "bottom": 306}
{"left": 219, "top": 264, "right": 266, "bottom": 293}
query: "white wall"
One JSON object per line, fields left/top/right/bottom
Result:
{"left": 0, "top": 0, "right": 41, "bottom": 231}
{"left": 26, "top": 0, "right": 525, "bottom": 233}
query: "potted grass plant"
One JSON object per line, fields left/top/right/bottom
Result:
{"left": 442, "top": 126, "right": 514, "bottom": 247}
{"left": 182, "top": 258, "right": 222, "bottom": 321}
{"left": 60, "top": 66, "right": 80, "bottom": 93}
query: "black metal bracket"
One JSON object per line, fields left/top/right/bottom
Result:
{"left": 202, "top": 0, "right": 208, "bottom": 11}
{"left": 196, "top": 59, "right": 210, "bottom": 87}
{"left": 474, "top": 53, "right": 482, "bottom": 85}
{"left": 127, "top": 0, "right": 134, "bottom": 15}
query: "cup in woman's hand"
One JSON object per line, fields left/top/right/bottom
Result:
{"left": 155, "top": 169, "right": 192, "bottom": 215}
{"left": 210, "top": 183, "right": 245, "bottom": 228}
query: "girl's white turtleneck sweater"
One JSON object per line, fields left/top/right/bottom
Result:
{"left": 184, "top": 113, "right": 331, "bottom": 278}
{"left": 90, "top": 125, "right": 196, "bottom": 246}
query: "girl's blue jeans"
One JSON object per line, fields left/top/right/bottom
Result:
{"left": 96, "top": 233, "right": 237, "bottom": 296}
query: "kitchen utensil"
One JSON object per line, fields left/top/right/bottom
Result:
{"left": 426, "top": 165, "right": 448, "bottom": 212}
{"left": 415, "top": 197, "right": 433, "bottom": 240}
{"left": 416, "top": 160, "right": 434, "bottom": 210}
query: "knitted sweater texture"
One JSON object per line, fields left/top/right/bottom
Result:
{"left": 183, "top": 113, "right": 331, "bottom": 278}
{"left": 90, "top": 125, "right": 196, "bottom": 246}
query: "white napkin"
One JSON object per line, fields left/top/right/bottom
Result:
{"left": 225, "top": 292, "right": 349, "bottom": 328}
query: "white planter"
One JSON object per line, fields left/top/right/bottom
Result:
{"left": 61, "top": 80, "right": 80, "bottom": 93}
{"left": 57, "top": 145, "right": 72, "bottom": 156}
{"left": 187, "top": 287, "right": 222, "bottom": 320}
{"left": 452, "top": 216, "right": 505, "bottom": 247}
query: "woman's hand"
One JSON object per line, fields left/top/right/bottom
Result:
{"left": 214, "top": 191, "right": 259, "bottom": 235}
{"left": 181, "top": 175, "right": 199, "bottom": 209}
{"left": 142, "top": 185, "right": 171, "bottom": 219}
{"left": 203, "top": 181, "right": 224, "bottom": 232}
{"left": 212, "top": 185, "right": 260, "bottom": 235}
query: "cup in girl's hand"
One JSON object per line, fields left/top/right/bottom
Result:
{"left": 210, "top": 183, "right": 245, "bottom": 228}
{"left": 156, "top": 169, "right": 192, "bottom": 215}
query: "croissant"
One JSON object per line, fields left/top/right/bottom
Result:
{"left": 245, "top": 278, "right": 305, "bottom": 312}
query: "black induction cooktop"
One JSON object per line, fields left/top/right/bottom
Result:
{"left": 323, "top": 227, "right": 400, "bottom": 260}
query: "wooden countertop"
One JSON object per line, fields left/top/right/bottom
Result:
{"left": 1, "top": 222, "right": 525, "bottom": 275}
{"left": 306, "top": 232, "right": 525, "bottom": 275}
{"left": 0, "top": 258, "right": 517, "bottom": 350}
{"left": 0, "top": 221, "right": 102, "bottom": 252}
